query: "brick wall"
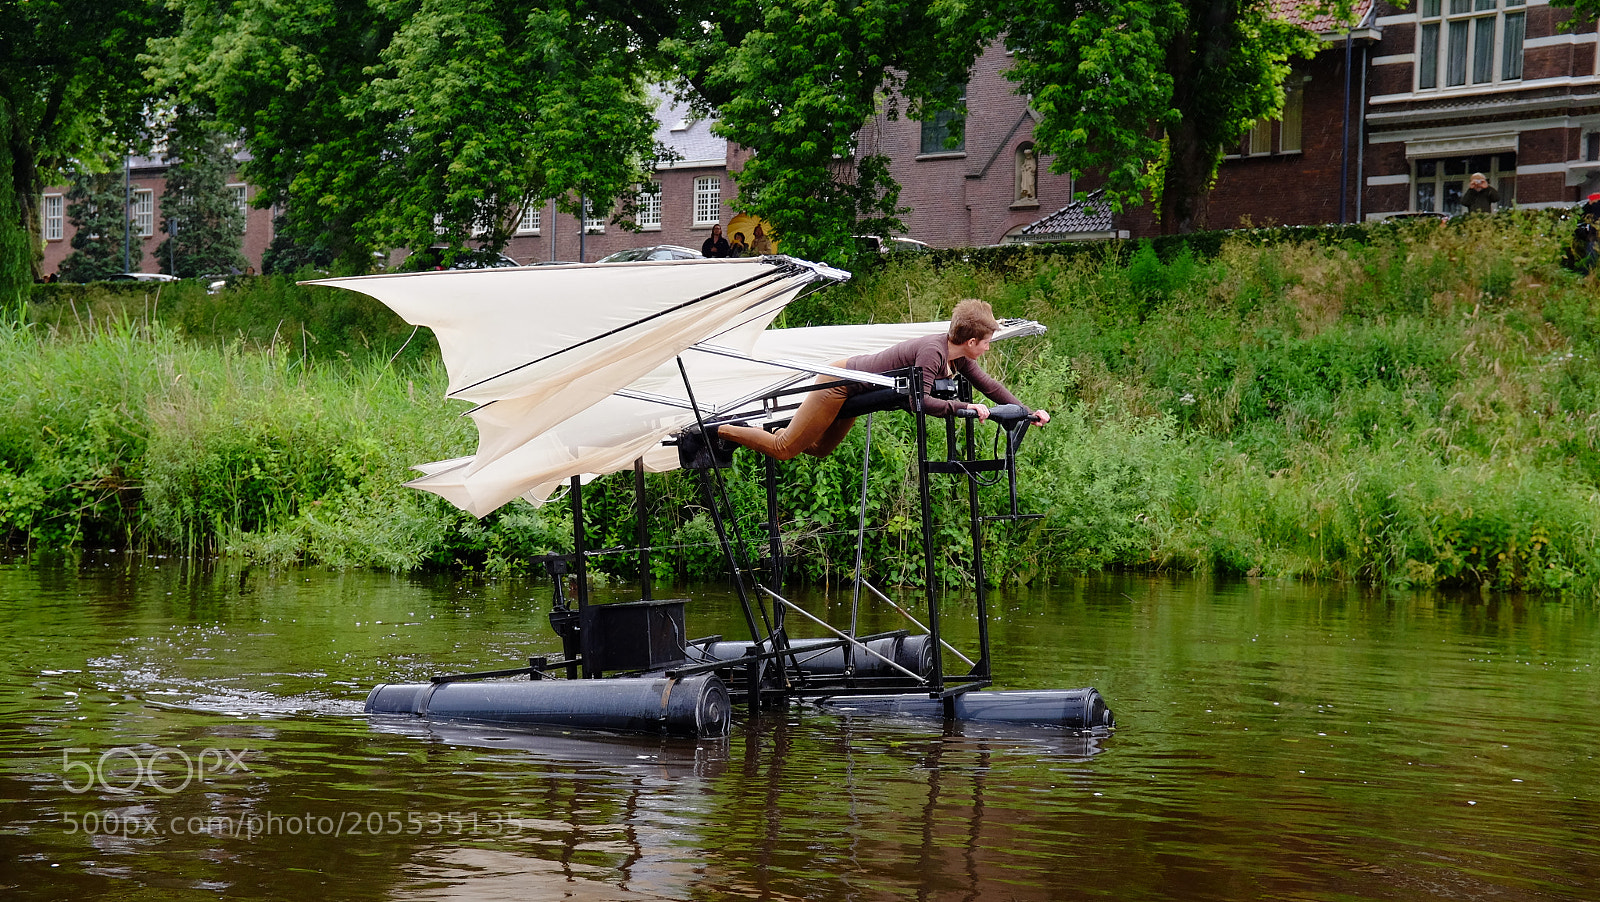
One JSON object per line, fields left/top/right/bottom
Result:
{"left": 502, "top": 164, "right": 736, "bottom": 264}
{"left": 869, "top": 42, "right": 1076, "bottom": 248}
{"left": 40, "top": 167, "right": 273, "bottom": 277}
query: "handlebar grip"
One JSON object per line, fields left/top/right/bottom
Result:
{"left": 955, "top": 407, "right": 978, "bottom": 418}
{"left": 987, "top": 403, "right": 1034, "bottom": 426}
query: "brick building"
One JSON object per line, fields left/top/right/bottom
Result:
{"left": 499, "top": 93, "right": 745, "bottom": 264}
{"left": 857, "top": 43, "right": 1079, "bottom": 247}
{"left": 1118, "top": 3, "right": 1381, "bottom": 234}
{"left": 39, "top": 154, "right": 276, "bottom": 277}
{"left": 40, "top": 4, "right": 1600, "bottom": 275}
{"left": 1361, "top": 0, "right": 1600, "bottom": 218}
{"left": 1009, "top": 0, "right": 1600, "bottom": 239}
{"left": 859, "top": 17, "right": 1383, "bottom": 243}
{"left": 38, "top": 94, "right": 744, "bottom": 276}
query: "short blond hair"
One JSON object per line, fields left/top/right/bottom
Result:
{"left": 949, "top": 299, "right": 999, "bottom": 344}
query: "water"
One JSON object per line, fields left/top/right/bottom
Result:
{"left": 1, "top": 553, "right": 1597, "bottom": 901}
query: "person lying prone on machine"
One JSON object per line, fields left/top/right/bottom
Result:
{"left": 712, "top": 299, "right": 1050, "bottom": 461}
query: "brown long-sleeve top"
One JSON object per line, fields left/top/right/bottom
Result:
{"left": 845, "top": 333, "right": 1021, "bottom": 417}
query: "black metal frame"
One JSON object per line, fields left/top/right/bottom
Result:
{"left": 429, "top": 361, "right": 1035, "bottom": 713}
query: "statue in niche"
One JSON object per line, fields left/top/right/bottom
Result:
{"left": 1016, "top": 145, "right": 1038, "bottom": 203}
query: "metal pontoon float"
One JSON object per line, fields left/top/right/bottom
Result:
{"left": 310, "top": 257, "right": 1113, "bottom": 739}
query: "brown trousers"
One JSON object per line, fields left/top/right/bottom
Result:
{"left": 717, "top": 374, "right": 857, "bottom": 461}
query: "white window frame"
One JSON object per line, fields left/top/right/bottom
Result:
{"left": 1416, "top": 0, "right": 1525, "bottom": 91}
{"left": 518, "top": 205, "right": 540, "bottom": 235}
{"left": 1239, "top": 74, "right": 1305, "bottom": 157}
{"left": 637, "top": 183, "right": 662, "bottom": 230}
{"left": 132, "top": 189, "right": 155, "bottom": 237}
{"left": 230, "top": 184, "right": 248, "bottom": 230}
{"left": 693, "top": 176, "right": 721, "bottom": 227}
{"left": 1411, "top": 152, "right": 1516, "bottom": 214}
{"left": 43, "top": 194, "right": 64, "bottom": 241}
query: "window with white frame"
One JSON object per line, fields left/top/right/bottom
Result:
{"left": 1412, "top": 152, "right": 1515, "bottom": 213}
{"left": 637, "top": 183, "right": 661, "bottom": 230}
{"left": 1240, "top": 74, "right": 1304, "bottom": 156}
{"left": 230, "top": 184, "right": 248, "bottom": 229}
{"left": 693, "top": 176, "right": 721, "bottom": 226}
{"left": 43, "top": 194, "right": 64, "bottom": 241}
{"left": 583, "top": 198, "right": 605, "bottom": 233}
{"left": 518, "top": 205, "right": 540, "bottom": 234}
{"left": 1417, "top": 0, "right": 1525, "bottom": 90}
{"left": 133, "top": 189, "right": 155, "bottom": 237}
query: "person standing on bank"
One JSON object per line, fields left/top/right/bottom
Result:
{"left": 715, "top": 299, "right": 1050, "bottom": 461}
{"left": 749, "top": 224, "right": 774, "bottom": 256}
{"left": 1462, "top": 172, "right": 1500, "bottom": 214}
{"left": 701, "top": 224, "right": 730, "bottom": 258}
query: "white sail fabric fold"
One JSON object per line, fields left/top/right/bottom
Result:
{"left": 310, "top": 257, "right": 1044, "bottom": 518}
{"left": 412, "top": 320, "right": 955, "bottom": 515}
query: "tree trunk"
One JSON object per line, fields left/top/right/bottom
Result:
{"left": 3, "top": 104, "right": 41, "bottom": 298}
{"left": 1160, "top": 117, "right": 1213, "bottom": 235}
{"left": 1159, "top": 0, "right": 1238, "bottom": 235}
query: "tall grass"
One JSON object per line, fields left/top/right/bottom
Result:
{"left": 9, "top": 213, "right": 1600, "bottom": 591}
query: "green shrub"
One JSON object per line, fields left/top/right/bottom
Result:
{"left": 9, "top": 213, "right": 1600, "bottom": 592}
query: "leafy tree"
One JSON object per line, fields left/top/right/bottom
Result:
{"left": 147, "top": 0, "right": 667, "bottom": 272}
{"left": 0, "top": 0, "right": 171, "bottom": 294}
{"left": 260, "top": 210, "right": 339, "bottom": 276}
{"left": 155, "top": 116, "right": 247, "bottom": 278}
{"left": 988, "top": 0, "right": 1332, "bottom": 233}
{"left": 624, "top": 0, "right": 989, "bottom": 263}
{"left": 56, "top": 171, "right": 141, "bottom": 282}
{"left": 0, "top": 107, "right": 30, "bottom": 305}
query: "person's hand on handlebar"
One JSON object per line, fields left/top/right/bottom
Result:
{"left": 970, "top": 403, "right": 990, "bottom": 422}
{"left": 1031, "top": 409, "right": 1050, "bottom": 427}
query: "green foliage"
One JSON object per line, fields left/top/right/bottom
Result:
{"left": 25, "top": 274, "right": 432, "bottom": 365}
{"left": 0, "top": 105, "right": 30, "bottom": 314}
{"left": 154, "top": 115, "right": 248, "bottom": 278}
{"left": 658, "top": 0, "right": 986, "bottom": 264}
{"left": 9, "top": 215, "right": 1600, "bottom": 594}
{"left": 3, "top": 0, "right": 172, "bottom": 284}
{"left": 260, "top": 210, "right": 339, "bottom": 276}
{"left": 57, "top": 171, "right": 142, "bottom": 282}
{"left": 148, "top": 0, "right": 665, "bottom": 270}
{"left": 989, "top": 0, "right": 1331, "bottom": 231}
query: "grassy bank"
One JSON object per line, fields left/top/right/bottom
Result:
{"left": 7, "top": 213, "right": 1600, "bottom": 591}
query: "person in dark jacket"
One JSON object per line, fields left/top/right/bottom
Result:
{"left": 701, "top": 224, "right": 730, "bottom": 258}
{"left": 1577, "top": 193, "right": 1600, "bottom": 273}
{"left": 1461, "top": 172, "right": 1499, "bottom": 214}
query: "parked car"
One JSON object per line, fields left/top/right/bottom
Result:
{"left": 400, "top": 246, "right": 521, "bottom": 271}
{"left": 1384, "top": 211, "right": 1451, "bottom": 223}
{"left": 596, "top": 245, "right": 703, "bottom": 263}
{"left": 854, "top": 235, "right": 931, "bottom": 254}
{"left": 103, "top": 272, "right": 180, "bottom": 282}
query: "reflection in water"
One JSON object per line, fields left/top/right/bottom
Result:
{"left": 1, "top": 555, "right": 1599, "bottom": 900}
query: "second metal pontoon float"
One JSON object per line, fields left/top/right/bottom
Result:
{"left": 309, "top": 256, "right": 1113, "bottom": 740}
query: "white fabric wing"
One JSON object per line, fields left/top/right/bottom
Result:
{"left": 311, "top": 257, "right": 1044, "bottom": 518}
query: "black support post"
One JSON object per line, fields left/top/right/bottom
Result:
{"left": 634, "top": 458, "right": 651, "bottom": 601}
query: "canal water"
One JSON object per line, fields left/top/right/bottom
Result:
{"left": 0, "top": 553, "right": 1596, "bottom": 901}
